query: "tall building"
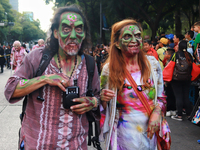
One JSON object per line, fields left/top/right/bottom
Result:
{"left": 9, "top": 0, "right": 19, "bottom": 12}
{"left": 24, "top": 11, "right": 34, "bottom": 21}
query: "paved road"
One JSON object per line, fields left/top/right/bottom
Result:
{"left": 1, "top": 68, "right": 200, "bottom": 150}
{"left": 0, "top": 68, "right": 105, "bottom": 150}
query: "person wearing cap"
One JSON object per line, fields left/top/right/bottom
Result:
{"left": 166, "top": 34, "right": 175, "bottom": 49}
{"left": 156, "top": 37, "right": 168, "bottom": 70}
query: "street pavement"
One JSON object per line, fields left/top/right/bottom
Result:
{"left": 1, "top": 67, "right": 200, "bottom": 150}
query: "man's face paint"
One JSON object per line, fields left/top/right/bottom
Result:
{"left": 118, "top": 25, "right": 142, "bottom": 55}
{"left": 19, "top": 79, "right": 29, "bottom": 86}
{"left": 57, "top": 12, "right": 85, "bottom": 56}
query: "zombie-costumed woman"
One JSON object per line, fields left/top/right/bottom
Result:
{"left": 10, "top": 40, "right": 27, "bottom": 72}
{"left": 99, "top": 19, "right": 171, "bottom": 150}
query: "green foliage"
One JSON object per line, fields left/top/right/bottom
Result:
{"left": 44, "top": 0, "right": 199, "bottom": 42}
{"left": 0, "top": 0, "right": 46, "bottom": 45}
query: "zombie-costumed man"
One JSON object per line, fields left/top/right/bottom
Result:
{"left": 32, "top": 39, "right": 45, "bottom": 51}
{"left": 4, "top": 5, "right": 100, "bottom": 150}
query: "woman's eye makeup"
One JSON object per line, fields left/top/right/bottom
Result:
{"left": 135, "top": 33, "right": 141, "bottom": 38}
{"left": 123, "top": 34, "right": 132, "bottom": 40}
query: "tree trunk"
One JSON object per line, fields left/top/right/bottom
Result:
{"left": 150, "top": 23, "right": 158, "bottom": 42}
{"left": 102, "top": 29, "right": 106, "bottom": 45}
{"left": 199, "top": 0, "right": 200, "bottom": 20}
{"left": 175, "top": 9, "right": 182, "bottom": 35}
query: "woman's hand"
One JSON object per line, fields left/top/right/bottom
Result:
{"left": 147, "top": 105, "right": 161, "bottom": 139}
{"left": 100, "top": 89, "right": 115, "bottom": 102}
{"left": 70, "top": 97, "right": 97, "bottom": 114}
{"left": 100, "top": 89, "right": 115, "bottom": 109}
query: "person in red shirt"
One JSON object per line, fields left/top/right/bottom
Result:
{"left": 143, "top": 40, "right": 158, "bottom": 60}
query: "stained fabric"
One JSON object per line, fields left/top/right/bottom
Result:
{"left": 4, "top": 48, "right": 100, "bottom": 150}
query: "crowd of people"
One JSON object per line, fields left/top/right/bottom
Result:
{"left": 0, "top": 39, "right": 45, "bottom": 74}
{"left": 2, "top": 3, "right": 200, "bottom": 150}
{"left": 140, "top": 22, "right": 200, "bottom": 122}
{"left": 94, "top": 22, "right": 200, "bottom": 122}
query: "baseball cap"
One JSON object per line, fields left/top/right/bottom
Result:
{"left": 165, "top": 34, "right": 174, "bottom": 40}
{"left": 160, "top": 38, "right": 168, "bottom": 45}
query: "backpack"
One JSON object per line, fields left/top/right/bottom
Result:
{"left": 172, "top": 53, "right": 191, "bottom": 81}
{"left": 19, "top": 48, "right": 102, "bottom": 150}
{"left": 158, "top": 47, "right": 167, "bottom": 62}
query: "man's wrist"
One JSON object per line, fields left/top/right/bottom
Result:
{"left": 92, "top": 97, "right": 99, "bottom": 111}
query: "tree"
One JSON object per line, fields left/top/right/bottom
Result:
{"left": 180, "top": 0, "right": 199, "bottom": 29}
{"left": 109, "top": 0, "right": 180, "bottom": 40}
{"left": 6, "top": 10, "right": 46, "bottom": 44}
{"left": 0, "top": 0, "right": 46, "bottom": 44}
{"left": 45, "top": 0, "right": 199, "bottom": 42}
{"left": 20, "top": 14, "right": 46, "bottom": 42}
{"left": 0, "top": 0, "right": 15, "bottom": 44}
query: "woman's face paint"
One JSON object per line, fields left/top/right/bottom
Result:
{"left": 57, "top": 12, "right": 85, "bottom": 56}
{"left": 118, "top": 25, "right": 142, "bottom": 56}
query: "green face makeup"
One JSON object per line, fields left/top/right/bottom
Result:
{"left": 57, "top": 12, "right": 85, "bottom": 56}
{"left": 118, "top": 25, "right": 142, "bottom": 55}
{"left": 121, "top": 25, "right": 142, "bottom": 46}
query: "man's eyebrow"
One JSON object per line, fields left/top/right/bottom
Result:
{"left": 62, "top": 23, "right": 70, "bottom": 27}
{"left": 61, "top": 20, "right": 70, "bottom": 26}
{"left": 74, "top": 21, "right": 84, "bottom": 27}
{"left": 75, "top": 24, "right": 83, "bottom": 28}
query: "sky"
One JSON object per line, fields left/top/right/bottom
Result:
{"left": 18, "top": 0, "right": 54, "bottom": 32}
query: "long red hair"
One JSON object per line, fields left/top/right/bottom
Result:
{"left": 106, "top": 19, "right": 151, "bottom": 94}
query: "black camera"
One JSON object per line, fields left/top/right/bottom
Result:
{"left": 63, "top": 86, "right": 80, "bottom": 109}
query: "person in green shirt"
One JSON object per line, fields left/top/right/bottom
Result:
{"left": 193, "top": 21, "right": 200, "bottom": 62}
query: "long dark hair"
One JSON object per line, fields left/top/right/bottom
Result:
{"left": 178, "top": 40, "right": 192, "bottom": 65}
{"left": 45, "top": 4, "right": 91, "bottom": 55}
{"left": 175, "top": 34, "right": 184, "bottom": 41}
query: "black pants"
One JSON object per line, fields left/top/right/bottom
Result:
{"left": 6, "top": 56, "right": 10, "bottom": 68}
{"left": 0, "top": 64, "right": 3, "bottom": 73}
{"left": 165, "top": 82, "right": 176, "bottom": 111}
{"left": 171, "top": 80, "right": 192, "bottom": 116}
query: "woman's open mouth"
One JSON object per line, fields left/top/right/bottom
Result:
{"left": 128, "top": 43, "right": 139, "bottom": 50}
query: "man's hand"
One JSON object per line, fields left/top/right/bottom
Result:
{"left": 45, "top": 73, "right": 70, "bottom": 92}
{"left": 147, "top": 106, "right": 161, "bottom": 139}
{"left": 12, "top": 73, "right": 70, "bottom": 98}
{"left": 70, "top": 97, "right": 97, "bottom": 114}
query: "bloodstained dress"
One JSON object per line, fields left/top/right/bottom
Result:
{"left": 4, "top": 48, "right": 100, "bottom": 150}
{"left": 100, "top": 56, "right": 170, "bottom": 150}
{"left": 11, "top": 47, "right": 26, "bottom": 71}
